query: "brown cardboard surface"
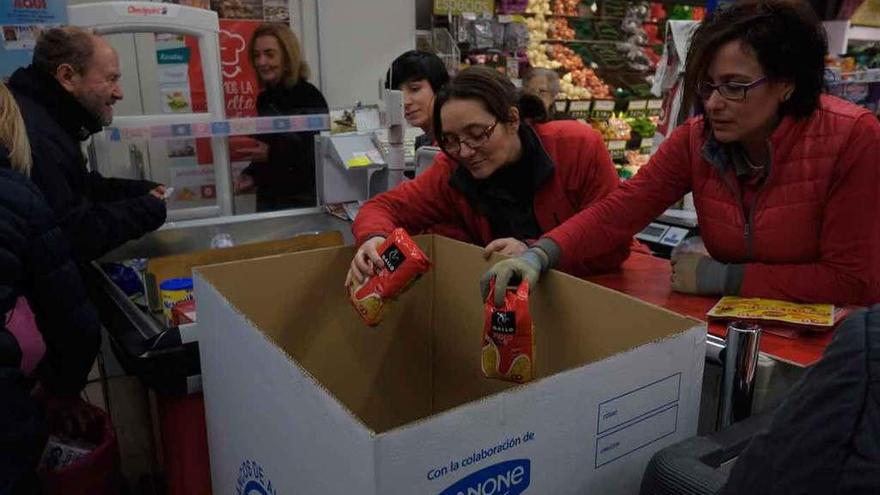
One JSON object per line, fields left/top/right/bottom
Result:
{"left": 147, "top": 231, "right": 344, "bottom": 310}
{"left": 197, "top": 242, "right": 434, "bottom": 434}
{"left": 428, "top": 237, "right": 518, "bottom": 413}
{"left": 428, "top": 236, "right": 698, "bottom": 413}
{"left": 198, "top": 235, "right": 699, "bottom": 434}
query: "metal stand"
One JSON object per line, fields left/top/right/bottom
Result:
{"left": 718, "top": 321, "right": 762, "bottom": 428}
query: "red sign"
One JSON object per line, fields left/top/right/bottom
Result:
{"left": 219, "top": 19, "right": 261, "bottom": 119}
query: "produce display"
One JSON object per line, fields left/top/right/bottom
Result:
{"left": 549, "top": 18, "right": 575, "bottom": 39}
{"left": 591, "top": 113, "right": 632, "bottom": 140}
{"left": 525, "top": 0, "right": 614, "bottom": 98}
{"left": 553, "top": 0, "right": 579, "bottom": 16}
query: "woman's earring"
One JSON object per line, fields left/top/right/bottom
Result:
{"left": 783, "top": 90, "right": 793, "bottom": 102}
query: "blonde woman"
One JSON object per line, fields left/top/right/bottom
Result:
{"left": 0, "top": 83, "right": 102, "bottom": 493}
{"left": 234, "top": 23, "right": 329, "bottom": 211}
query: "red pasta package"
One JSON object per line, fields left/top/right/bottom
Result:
{"left": 482, "top": 280, "right": 534, "bottom": 383}
{"left": 349, "top": 229, "right": 431, "bottom": 326}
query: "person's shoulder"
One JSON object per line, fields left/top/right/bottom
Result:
{"left": 0, "top": 168, "right": 51, "bottom": 226}
{"left": 294, "top": 80, "right": 327, "bottom": 102}
{"left": 534, "top": 120, "right": 603, "bottom": 144}
{"left": 815, "top": 94, "right": 871, "bottom": 122}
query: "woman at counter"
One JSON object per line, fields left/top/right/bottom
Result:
{"left": 0, "top": 83, "right": 101, "bottom": 493}
{"left": 482, "top": 0, "right": 880, "bottom": 307}
{"left": 385, "top": 50, "right": 450, "bottom": 151}
{"left": 234, "top": 23, "right": 329, "bottom": 212}
{"left": 345, "top": 66, "right": 630, "bottom": 287}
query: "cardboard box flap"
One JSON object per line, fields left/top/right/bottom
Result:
{"left": 196, "top": 241, "right": 435, "bottom": 434}
{"left": 146, "top": 231, "right": 344, "bottom": 310}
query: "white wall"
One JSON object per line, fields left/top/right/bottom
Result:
{"left": 298, "top": 0, "right": 415, "bottom": 108}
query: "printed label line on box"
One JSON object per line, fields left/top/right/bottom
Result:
{"left": 595, "top": 404, "right": 679, "bottom": 468}
{"left": 596, "top": 373, "right": 681, "bottom": 435}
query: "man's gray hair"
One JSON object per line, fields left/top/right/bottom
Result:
{"left": 524, "top": 68, "right": 561, "bottom": 94}
{"left": 33, "top": 26, "right": 96, "bottom": 75}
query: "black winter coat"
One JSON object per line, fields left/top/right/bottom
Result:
{"left": 721, "top": 305, "right": 880, "bottom": 494}
{"left": 8, "top": 66, "right": 166, "bottom": 262}
{"left": 243, "top": 79, "right": 328, "bottom": 211}
{"left": 0, "top": 162, "right": 101, "bottom": 397}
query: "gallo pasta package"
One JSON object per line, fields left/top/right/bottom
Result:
{"left": 349, "top": 229, "right": 431, "bottom": 326}
{"left": 482, "top": 280, "right": 534, "bottom": 383}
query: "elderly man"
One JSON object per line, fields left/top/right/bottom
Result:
{"left": 8, "top": 27, "right": 166, "bottom": 262}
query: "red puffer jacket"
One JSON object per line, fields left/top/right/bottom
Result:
{"left": 354, "top": 120, "right": 631, "bottom": 277}
{"left": 544, "top": 95, "right": 880, "bottom": 305}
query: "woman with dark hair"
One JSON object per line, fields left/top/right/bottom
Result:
{"left": 483, "top": 0, "right": 880, "bottom": 307}
{"left": 385, "top": 50, "right": 450, "bottom": 150}
{"left": 346, "top": 66, "right": 629, "bottom": 287}
{"left": 233, "top": 23, "right": 329, "bottom": 211}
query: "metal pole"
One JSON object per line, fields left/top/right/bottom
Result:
{"left": 718, "top": 321, "right": 762, "bottom": 429}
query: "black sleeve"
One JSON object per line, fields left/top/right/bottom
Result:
{"left": 22, "top": 184, "right": 101, "bottom": 397}
{"left": 86, "top": 170, "right": 159, "bottom": 202}
{"left": 260, "top": 82, "right": 329, "bottom": 167}
{"left": 31, "top": 151, "right": 166, "bottom": 262}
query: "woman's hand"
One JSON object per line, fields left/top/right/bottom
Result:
{"left": 233, "top": 173, "right": 256, "bottom": 194}
{"left": 482, "top": 238, "right": 529, "bottom": 259}
{"left": 671, "top": 252, "right": 735, "bottom": 296}
{"left": 345, "top": 236, "right": 386, "bottom": 288}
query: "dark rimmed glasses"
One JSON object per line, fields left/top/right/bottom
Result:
{"left": 440, "top": 120, "right": 499, "bottom": 155}
{"left": 697, "top": 77, "right": 768, "bottom": 102}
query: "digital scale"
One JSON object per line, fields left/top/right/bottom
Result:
{"left": 635, "top": 208, "right": 699, "bottom": 258}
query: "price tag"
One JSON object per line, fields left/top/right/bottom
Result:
{"left": 569, "top": 100, "right": 592, "bottom": 118}
{"left": 627, "top": 100, "right": 648, "bottom": 117}
{"left": 554, "top": 100, "right": 569, "bottom": 113}
{"left": 639, "top": 137, "right": 654, "bottom": 155}
{"left": 647, "top": 99, "right": 663, "bottom": 117}
{"left": 607, "top": 140, "right": 626, "bottom": 160}
{"left": 591, "top": 99, "right": 615, "bottom": 120}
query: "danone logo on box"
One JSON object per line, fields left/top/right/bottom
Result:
{"left": 439, "top": 459, "right": 531, "bottom": 495}
{"left": 236, "top": 460, "right": 277, "bottom": 495}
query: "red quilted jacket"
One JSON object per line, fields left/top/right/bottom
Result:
{"left": 545, "top": 95, "right": 880, "bottom": 305}
{"left": 353, "top": 120, "right": 631, "bottom": 277}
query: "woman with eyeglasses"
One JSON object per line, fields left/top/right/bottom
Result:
{"left": 482, "top": 0, "right": 880, "bottom": 307}
{"left": 345, "top": 66, "right": 630, "bottom": 288}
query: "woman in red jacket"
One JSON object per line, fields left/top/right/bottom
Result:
{"left": 484, "top": 0, "right": 880, "bottom": 306}
{"left": 346, "top": 66, "right": 630, "bottom": 287}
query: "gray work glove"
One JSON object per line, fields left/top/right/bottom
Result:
{"left": 480, "top": 247, "right": 549, "bottom": 307}
{"left": 671, "top": 252, "right": 743, "bottom": 296}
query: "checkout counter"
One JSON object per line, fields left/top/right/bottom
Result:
{"left": 70, "top": 5, "right": 835, "bottom": 492}
{"left": 87, "top": 210, "right": 832, "bottom": 495}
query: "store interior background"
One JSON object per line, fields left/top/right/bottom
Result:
{"left": 47, "top": 0, "right": 879, "bottom": 492}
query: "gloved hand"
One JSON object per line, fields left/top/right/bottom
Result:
{"left": 671, "top": 252, "right": 743, "bottom": 296}
{"left": 480, "top": 247, "right": 548, "bottom": 307}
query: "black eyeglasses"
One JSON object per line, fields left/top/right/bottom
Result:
{"left": 697, "top": 77, "right": 768, "bottom": 102}
{"left": 440, "top": 120, "right": 498, "bottom": 154}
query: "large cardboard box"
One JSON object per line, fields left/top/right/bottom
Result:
{"left": 195, "top": 236, "right": 706, "bottom": 495}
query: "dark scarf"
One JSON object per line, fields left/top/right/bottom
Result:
{"left": 450, "top": 124, "right": 555, "bottom": 239}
